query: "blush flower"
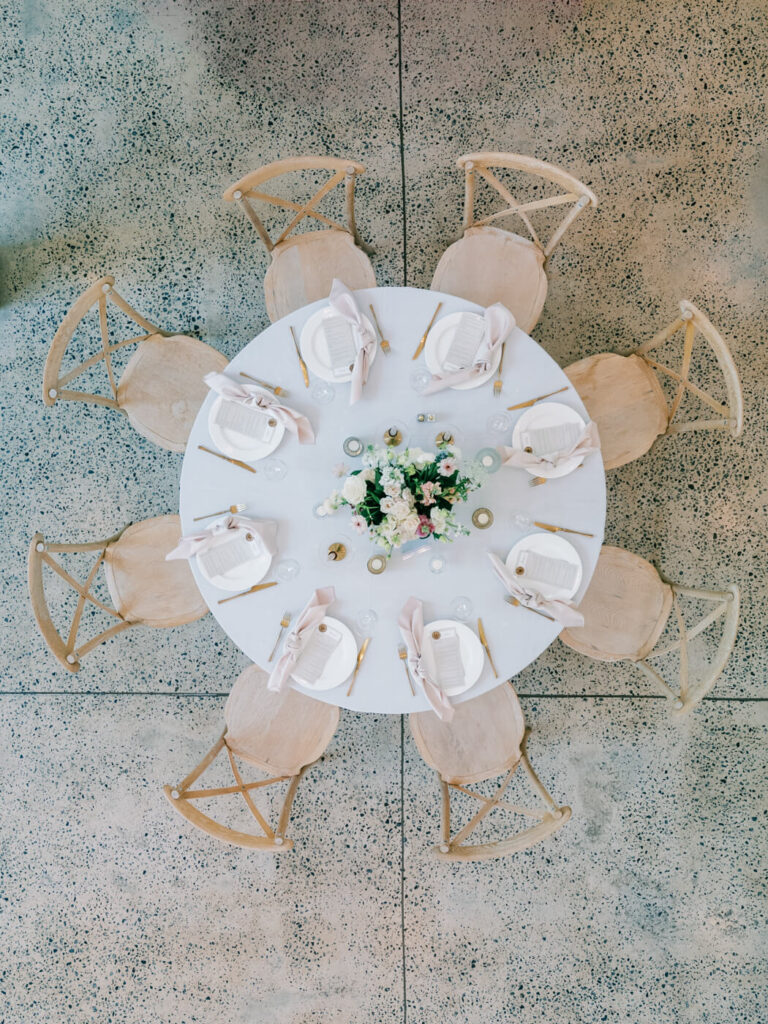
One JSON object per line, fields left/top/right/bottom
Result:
{"left": 438, "top": 458, "right": 458, "bottom": 477}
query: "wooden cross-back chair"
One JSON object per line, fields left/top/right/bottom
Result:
{"left": 43, "top": 276, "right": 227, "bottom": 452}
{"left": 431, "top": 152, "right": 597, "bottom": 332}
{"left": 223, "top": 156, "right": 376, "bottom": 322}
{"left": 164, "top": 665, "right": 339, "bottom": 851}
{"left": 565, "top": 300, "right": 744, "bottom": 470}
{"left": 560, "top": 546, "right": 740, "bottom": 712}
{"left": 410, "top": 684, "right": 571, "bottom": 861}
{"left": 28, "top": 515, "right": 207, "bottom": 672}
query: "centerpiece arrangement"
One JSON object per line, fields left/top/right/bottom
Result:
{"left": 320, "top": 443, "right": 483, "bottom": 555}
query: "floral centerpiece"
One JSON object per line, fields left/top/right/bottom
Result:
{"left": 320, "top": 444, "right": 483, "bottom": 555}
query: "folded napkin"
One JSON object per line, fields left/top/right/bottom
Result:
{"left": 423, "top": 303, "right": 515, "bottom": 393}
{"left": 165, "top": 515, "right": 278, "bottom": 579}
{"left": 204, "top": 372, "right": 315, "bottom": 444}
{"left": 268, "top": 586, "right": 336, "bottom": 692}
{"left": 500, "top": 420, "right": 600, "bottom": 471}
{"left": 398, "top": 596, "right": 455, "bottom": 721}
{"left": 488, "top": 552, "right": 584, "bottom": 627}
{"left": 328, "top": 278, "right": 376, "bottom": 404}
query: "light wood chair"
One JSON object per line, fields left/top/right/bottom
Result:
{"left": 565, "top": 300, "right": 744, "bottom": 469}
{"left": 28, "top": 515, "right": 207, "bottom": 672}
{"left": 431, "top": 152, "right": 597, "bottom": 332}
{"left": 164, "top": 665, "right": 339, "bottom": 851}
{"left": 560, "top": 546, "right": 740, "bottom": 712}
{"left": 223, "top": 156, "right": 376, "bottom": 321}
{"left": 43, "top": 276, "right": 227, "bottom": 452}
{"left": 410, "top": 684, "right": 571, "bottom": 861}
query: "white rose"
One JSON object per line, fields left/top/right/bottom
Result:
{"left": 341, "top": 474, "right": 367, "bottom": 505}
{"left": 361, "top": 467, "right": 376, "bottom": 482}
{"left": 380, "top": 496, "right": 395, "bottom": 513}
{"left": 411, "top": 449, "right": 435, "bottom": 467}
{"left": 391, "top": 499, "right": 411, "bottom": 521}
{"left": 430, "top": 507, "right": 449, "bottom": 532}
{"left": 400, "top": 513, "right": 420, "bottom": 539}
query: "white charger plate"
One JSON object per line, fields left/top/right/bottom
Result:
{"left": 506, "top": 532, "right": 583, "bottom": 601}
{"left": 196, "top": 520, "right": 273, "bottom": 592}
{"left": 421, "top": 618, "right": 484, "bottom": 697}
{"left": 290, "top": 616, "right": 358, "bottom": 691}
{"left": 300, "top": 307, "right": 378, "bottom": 384}
{"left": 208, "top": 392, "right": 285, "bottom": 461}
{"left": 511, "top": 401, "right": 585, "bottom": 479}
{"left": 424, "top": 312, "right": 504, "bottom": 391}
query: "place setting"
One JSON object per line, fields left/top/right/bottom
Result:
{"left": 498, "top": 396, "right": 601, "bottom": 487}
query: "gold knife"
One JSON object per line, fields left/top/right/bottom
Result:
{"left": 239, "top": 371, "right": 287, "bottom": 397}
{"left": 198, "top": 445, "right": 257, "bottom": 474}
{"left": 507, "top": 386, "right": 569, "bottom": 411}
{"left": 218, "top": 581, "right": 278, "bottom": 604}
{"left": 289, "top": 325, "right": 310, "bottom": 388}
{"left": 534, "top": 520, "right": 595, "bottom": 538}
{"left": 346, "top": 636, "right": 371, "bottom": 696}
{"left": 476, "top": 618, "right": 498, "bottom": 677}
{"left": 412, "top": 301, "right": 442, "bottom": 360}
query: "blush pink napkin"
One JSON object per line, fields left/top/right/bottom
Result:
{"left": 165, "top": 515, "right": 278, "bottom": 562}
{"left": 204, "top": 372, "right": 315, "bottom": 444}
{"left": 500, "top": 420, "right": 601, "bottom": 471}
{"left": 487, "top": 552, "right": 584, "bottom": 627}
{"left": 328, "top": 278, "right": 376, "bottom": 405}
{"left": 267, "top": 586, "right": 336, "bottom": 692}
{"left": 423, "top": 303, "right": 515, "bottom": 393}
{"left": 398, "top": 596, "right": 455, "bottom": 721}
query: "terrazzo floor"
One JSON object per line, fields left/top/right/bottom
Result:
{"left": 1, "top": 1, "right": 766, "bottom": 1021}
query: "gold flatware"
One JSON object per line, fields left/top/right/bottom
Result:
{"left": 504, "top": 595, "right": 555, "bottom": 621}
{"left": 507, "top": 386, "right": 569, "bottom": 411}
{"left": 412, "top": 301, "right": 442, "bottom": 360}
{"left": 239, "top": 371, "right": 287, "bottom": 397}
{"left": 217, "top": 581, "right": 278, "bottom": 604}
{"left": 198, "top": 445, "right": 257, "bottom": 474}
{"left": 289, "top": 325, "right": 310, "bottom": 388}
{"left": 346, "top": 636, "right": 371, "bottom": 696}
{"left": 369, "top": 304, "right": 391, "bottom": 354}
{"left": 529, "top": 475, "right": 547, "bottom": 487}
{"left": 493, "top": 342, "right": 506, "bottom": 398}
{"left": 268, "top": 610, "right": 292, "bottom": 661}
{"left": 398, "top": 643, "right": 416, "bottom": 696}
{"left": 533, "top": 520, "right": 595, "bottom": 538}
{"left": 193, "top": 502, "right": 246, "bottom": 522}
{"left": 476, "top": 618, "right": 498, "bottom": 678}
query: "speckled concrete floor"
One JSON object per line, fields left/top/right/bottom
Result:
{"left": 1, "top": 1, "right": 766, "bottom": 1022}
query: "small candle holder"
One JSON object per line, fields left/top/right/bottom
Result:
{"left": 435, "top": 430, "right": 454, "bottom": 447}
{"left": 367, "top": 554, "right": 387, "bottom": 574}
{"left": 416, "top": 412, "right": 436, "bottom": 423}
{"left": 327, "top": 542, "right": 347, "bottom": 562}
{"left": 475, "top": 447, "right": 502, "bottom": 473}
{"left": 429, "top": 554, "right": 446, "bottom": 574}
{"left": 472, "top": 508, "right": 494, "bottom": 530}
{"left": 383, "top": 425, "right": 403, "bottom": 447}
{"left": 343, "top": 436, "right": 364, "bottom": 457}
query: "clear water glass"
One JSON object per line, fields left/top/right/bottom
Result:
{"left": 275, "top": 558, "right": 300, "bottom": 582}
{"left": 311, "top": 380, "right": 335, "bottom": 404}
{"left": 510, "top": 510, "right": 533, "bottom": 530}
{"left": 410, "top": 368, "right": 433, "bottom": 394}
{"left": 263, "top": 457, "right": 288, "bottom": 482}
{"left": 450, "top": 595, "right": 474, "bottom": 621}
{"left": 486, "top": 412, "right": 511, "bottom": 436}
{"left": 356, "top": 608, "right": 378, "bottom": 633}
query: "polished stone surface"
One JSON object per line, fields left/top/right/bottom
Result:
{"left": 1, "top": 0, "right": 766, "bottom": 1020}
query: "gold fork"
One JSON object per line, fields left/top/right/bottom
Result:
{"left": 412, "top": 301, "right": 442, "bottom": 360}
{"left": 369, "top": 304, "right": 391, "bottom": 354}
{"left": 529, "top": 475, "right": 547, "bottom": 488}
{"left": 239, "top": 371, "right": 287, "bottom": 397}
{"left": 193, "top": 502, "right": 246, "bottom": 522}
{"left": 493, "top": 342, "right": 506, "bottom": 398}
{"left": 504, "top": 595, "right": 555, "bottom": 621}
{"left": 398, "top": 643, "right": 416, "bottom": 696}
{"left": 268, "top": 610, "right": 292, "bottom": 661}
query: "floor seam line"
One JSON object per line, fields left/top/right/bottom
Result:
{"left": 397, "top": 0, "right": 408, "bottom": 288}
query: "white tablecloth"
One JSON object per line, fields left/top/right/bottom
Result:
{"left": 180, "top": 286, "right": 606, "bottom": 713}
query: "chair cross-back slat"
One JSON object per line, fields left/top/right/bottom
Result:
{"left": 458, "top": 152, "right": 597, "bottom": 258}
{"left": 635, "top": 300, "right": 743, "bottom": 437}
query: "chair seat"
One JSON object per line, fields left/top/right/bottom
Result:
{"left": 410, "top": 684, "right": 526, "bottom": 786}
{"left": 117, "top": 335, "right": 227, "bottom": 453}
{"left": 430, "top": 226, "right": 547, "bottom": 333}
{"left": 561, "top": 546, "right": 673, "bottom": 662}
{"left": 264, "top": 230, "right": 376, "bottom": 322}
{"left": 104, "top": 515, "right": 208, "bottom": 627}
{"left": 224, "top": 665, "right": 339, "bottom": 776}
{"left": 565, "top": 352, "right": 669, "bottom": 470}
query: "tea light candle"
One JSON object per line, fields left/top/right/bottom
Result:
{"left": 429, "top": 555, "right": 445, "bottom": 574}
{"left": 343, "top": 436, "right": 364, "bottom": 457}
{"left": 472, "top": 508, "right": 494, "bottom": 529}
{"left": 367, "top": 554, "right": 387, "bottom": 574}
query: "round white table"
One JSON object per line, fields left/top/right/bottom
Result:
{"left": 180, "top": 286, "right": 606, "bottom": 713}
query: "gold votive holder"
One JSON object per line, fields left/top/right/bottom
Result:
{"left": 435, "top": 430, "right": 454, "bottom": 446}
{"left": 367, "top": 554, "right": 387, "bottom": 575}
{"left": 384, "top": 426, "right": 403, "bottom": 447}
{"left": 327, "top": 542, "right": 347, "bottom": 562}
{"left": 472, "top": 508, "right": 494, "bottom": 529}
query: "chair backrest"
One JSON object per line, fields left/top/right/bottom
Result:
{"left": 28, "top": 528, "right": 133, "bottom": 672}
{"left": 43, "top": 277, "right": 161, "bottom": 410}
{"left": 635, "top": 300, "right": 743, "bottom": 438}
{"left": 223, "top": 156, "right": 369, "bottom": 253}
{"left": 455, "top": 152, "right": 597, "bottom": 258}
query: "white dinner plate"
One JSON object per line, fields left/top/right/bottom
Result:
{"left": 299, "top": 306, "right": 378, "bottom": 384}
{"left": 511, "top": 401, "right": 586, "bottom": 479}
{"left": 290, "top": 616, "right": 358, "bottom": 691}
{"left": 196, "top": 520, "right": 274, "bottom": 592}
{"left": 506, "top": 533, "right": 583, "bottom": 601}
{"left": 424, "top": 312, "right": 504, "bottom": 390}
{"left": 421, "top": 618, "right": 484, "bottom": 697}
{"left": 208, "top": 392, "right": 285, "bottom": 461}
